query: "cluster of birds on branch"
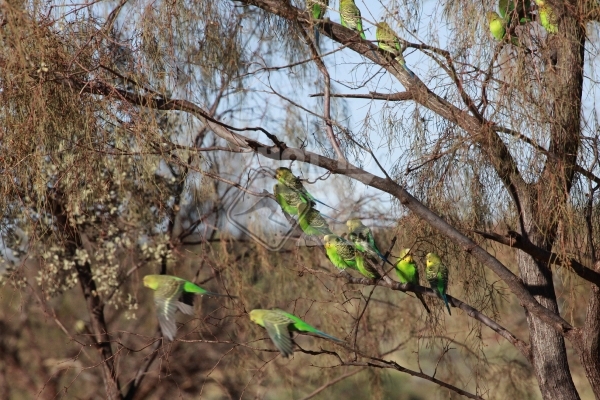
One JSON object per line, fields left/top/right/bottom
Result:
{"left": 142, "top": 166, "right": 452, "bottom": 358}
{"left": 308, "top": 0, "right": 416, "bottom": 77}
{"left": 486, "top": 0, "right": 558, "bottom": 46}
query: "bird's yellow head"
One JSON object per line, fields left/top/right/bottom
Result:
{"left": 275, "top": 167, "right": 292, "bottom": 181}
{"left": 486, "top": 11, "right": 500, "bottom": 23}
{"left": 425, "top": 253, "right": 441, "bottom": 266}
{"left": 143, "top": 275, "right": 159, "bottom": 290}
{"left": 534, "top": 0, "right": 545, "bottom": 5}
{"left": 346, "top": 218, "right": 362, "bottom": 231}
{"left": 249, "top": 309, "right": 265, "bottom": 325}
{"left": 398, "top": 248, "right": 413, "bottom": 263}
{"left": 323, "top": 235, "right": 335, "bottom": 249}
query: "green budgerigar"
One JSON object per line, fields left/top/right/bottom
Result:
{"left": 395, "top": 249, "right": 431, "bottom": 314}
{"left": 535, "top": 0, "right": 558, "bottom": 34}
{"left": 298, "top": 203, "right": 333, "bottom": 236}
{"left": 324, "top": 234, "right": 380, "bottom": 279}
{"left": 307, "top": 0, "right": 329, "bottom": 46}
{"left": 274, "top": 183, "right": 309, "bottom": 216}
{"left": 425, "top": 253, "right": 451, "bottom": 315}
{"left": 375, "top": 21, "right": 415, "bottom": 77}
{"left": 143, "top": 274, "right": 230, "bottom": 341}
{"left": 487, "top": 11, "right": 507, "bottom": 41}
{"left": 339, "top": 0, "right": 366, "bottom": 39}
{"left": 275, "top": 167, "right": 337, "bottom": 211}
{"left": 486, "top": 12, "right": 521, "bottom": 46}
{"left": 249, "top": 309, "right": 344, "bottom": 357}
{"left": 347, "top": 218, "right": 392, "bottom": 267}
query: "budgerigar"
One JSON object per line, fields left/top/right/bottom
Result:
{"left": 347, "top": 218, "right": 393, "bottom": 267}
{"left": 486, "top": 12, "right": 522, "bottom": 46}
{"left": 275, "top": 167, "right": 337, "bottom": 211}
{"left": 143, "top": 274, "right": 231, "bottom": 341}
{"left": 339, "top": 0, "right": 366, "bottom": 39}
{"left": 297, "top": 203, "right": 333, "bottom": 236}
{"left": 425, "top": 253, "right": 451, "bottom": 315}
{"left": 307, "top": 0, "right": 329, "bottom": 46}
{"left": 324, "top": 234, "right": 380, "bottom": 279}
{"left": 395, "top": 249, "right": 431, "bottom": 314}
{"left": 487, "top": 12, "right": 507, "bottom": 41}
{"left": 249, "top": 308, "right": 344, "bottom": 357}
{"left": 274, "top": 183, "right": 309, "bottom": 216}
{"left": 375, "top": 21, "right": 415, "bottom": 77}
{"left": 535, "top": 0, "right": 558, "bottom": 34}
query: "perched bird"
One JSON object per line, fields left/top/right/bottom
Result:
{"left": 339, "top": 0, "right": 366, "bottom": 39}
{"left": 425, "top": 253, "right": 451, "bottom": 315}
{"left": 375, "top": 21, "right": 415, "bottom": 77}
{"left": 275, "top": 167, "right": 337, "bottom": 211}
{"left": 274, "top": 183, "right": 309, "bottom": 216}
{"left": 499, "top": 0, "right": 532, "bottom": 23}
{"left": 307, "top": 0, "right": 329, "bottom": 46}
{"left": 486, "top": 12, "right": 521, "bottom": 46}
{"left": 487, "top": 11, "right": 507, "bottom": 41}
{"left": 249, "top": 308, "right": 344, "bottom": 357}
{"left": 143, "top": 274, "right": 231, "bottom": 341}
{"left": 395, "top": 249, "right": 431, "bottom": 314}
{"left": 535, "top": 0, "right": 558, "bottom": 34}
{"left": 324, "top": 234, "right": 380, "bottom": 278}
{"left": 346, "top": 218, "right": 392, "bottom": 267}
{"left": 298, "top": 203, "right": 333, "bottom": 236}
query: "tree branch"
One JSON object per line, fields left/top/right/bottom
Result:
{"left": 472, "top": 229, "right": 600, "bottom": 287}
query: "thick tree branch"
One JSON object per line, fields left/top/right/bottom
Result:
{"left": 473, "top": 229, "right": 600, "bottom": 287}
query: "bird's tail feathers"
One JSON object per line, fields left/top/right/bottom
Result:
{"left": 415, "top": 292, "right": 431, "bottom": 314}
{"left": 442, "top": 293, "right": 451, "bottom": 315}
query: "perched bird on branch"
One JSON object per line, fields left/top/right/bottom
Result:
{"left": 395, "top": 249, "right": 431, "bottom": 313}
{"left": 425, "top": 253, "right": 451, "bottom": 315}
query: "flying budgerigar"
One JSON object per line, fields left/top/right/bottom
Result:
{"left": 275, "top": 167, "right": 337, "bottom": 211}
{"left": 395, "top": 249, "right": 431, "bottom": 313}
{"left": 324, "top": 234, "right": 380, "bottom": 279}
{"left": 425, "top": 253, "right": 451, "bottom": 315}
{"left": 535, "top": 0, "right": 558, "bottom": 34}
{"left": 307, "top": 0, "right": 329, "bottom": 46}
{"left": 298, "top": 203, "right": 333, "bottom": 236}
{"left": 347, "top": 218, "right": 393, "bottom": 267}
{"left": 143, "top": 274, "right": 231, "bottom": 341}
{"left": 375, "top": 21, "right": 415, "bottom": 77}
{"left": 274, "top": 183, "right": 309, "bottom": 216}
{"left": 249, "top": 308, "right": 344, "bottom": 357}
{"left": 339, "top": 0, "right": 366, "bottom": 39}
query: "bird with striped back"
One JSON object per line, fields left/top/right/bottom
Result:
{"left": 249, "top": 308, "right": 344, "bottom": 358}
{"left": 346, "top": 218, "right": 393, "bottom": 267}
{"left": 143, "top": 274, "right": 231, "bottom": 341}
{"left": 425, "top": 253, "right": 451, "bottom": 315}
{"left": 323, "top": 234, "right": 380, "bottom": 279}
{"left": 275, "top": 167, "right": 337, "bottom": 211}
{"left": 375, "top": 21, "right": 415, "bottom": 77}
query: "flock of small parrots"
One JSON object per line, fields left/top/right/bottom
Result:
{"left": 486, "top": 0, "right": 558, "bottom": 46}
{"left": 143, "top": 167, "right": 452, "bottom": 358}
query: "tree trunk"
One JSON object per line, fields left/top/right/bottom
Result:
{"left": 579, "top": 261, "right": 600, "bottom": 397}
{"left": 519, "top": 252, "right": 580, "bottom": 399}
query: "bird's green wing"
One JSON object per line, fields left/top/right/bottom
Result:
{"left": 355, "top": 253, "right": 380, "bottom": 279}
{"left": 262, "top": 311, "right": 295, "bottom": 357}
{"left": 182, "top": 280, "right": 229, "bottom": 297}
